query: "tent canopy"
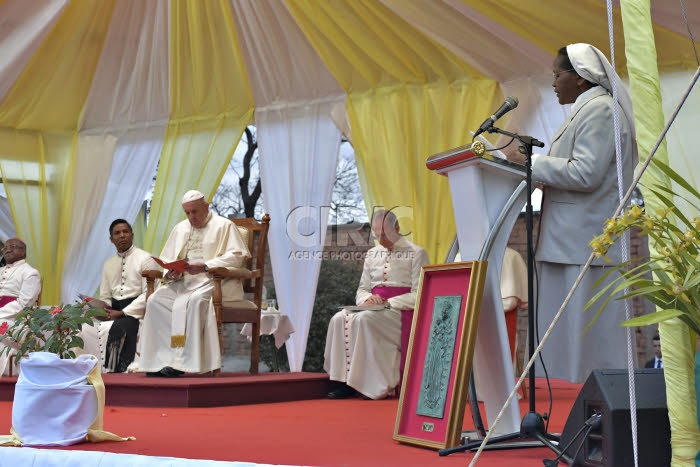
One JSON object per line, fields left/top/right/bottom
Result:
{"left": 0, "top": 0, "right": 698, "bottom": 373}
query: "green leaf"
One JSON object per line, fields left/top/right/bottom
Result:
{"left": 620, "top": 309, "right": 685, "bottom": 327}
{"left": 652, "top": 158, "right": 700, "bottom": 201}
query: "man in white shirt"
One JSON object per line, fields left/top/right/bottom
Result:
{"left": 324, "top": 210, "right": 430, "bottom": 400}
{"left": 0, "top": 238, "right": 41, "bottom": 375}
{"left": 138, "top": 190, "right": 249, "bottom": 377}
{"left": 90, "top": 219, "right": 159, "bottom": 373}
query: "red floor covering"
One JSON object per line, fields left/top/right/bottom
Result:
{"left": 0, "top": 378, "right": 582, "bottom": 467}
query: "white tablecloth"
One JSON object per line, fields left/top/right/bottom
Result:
{"left": 240, "top": 309, "right": 295, "bottom": 349}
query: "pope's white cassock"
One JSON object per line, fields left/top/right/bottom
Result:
{"left": 324, "top": 238, "right": 429, "bottom": 399}
{"left": 0, "top": 259, "right": 41, "bottom": 375}
{"left": 138, "top": 212, "right": 249, "bottom": 374}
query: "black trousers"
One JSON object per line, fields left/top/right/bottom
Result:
{"left": 105, "top": 297, "right": 139, "bottom": 373}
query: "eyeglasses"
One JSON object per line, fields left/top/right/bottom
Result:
{"left": 553, "top": 68, "right": 576, "bottom": 80}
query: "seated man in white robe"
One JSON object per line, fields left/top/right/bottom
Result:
{"left": 324, "top": 210, "right": 430, "bottom": 400}
{"left": 88, "top": 219, "right": 159, "bottom": 373}
{"left": 138, "top": 190, "right": 249, "bottom": 377}
{"left": 0, "top": 238, "right": 41, "bottom": 376}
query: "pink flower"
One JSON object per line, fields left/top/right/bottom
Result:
{"left": 0, "top": 321, "right": 8, "bottom": 335}
{"left": 50, "top": 306, "right": 62, "bottom": 315}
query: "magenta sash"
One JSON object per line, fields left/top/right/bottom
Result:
{"left": 372, "top": 286, "right": 410, "bottom": 301}
{"left": 0, "top": 296, "right": 17, "bottom": 308}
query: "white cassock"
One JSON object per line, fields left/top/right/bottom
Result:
{"left": 324, "top": 238, "right": 429, "bottom": 399}
{"left": 138, "top": 212, "right": 249, "bottom": 374}
{"left": 79, "top": 247, "right": 159, "bottom": 371}
{"left": 0, "top": 260, "right": 41, "bottom": 376}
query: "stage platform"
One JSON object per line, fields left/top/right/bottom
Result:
{"left": 0, "top": 371, "right": 333, "bottom": 407}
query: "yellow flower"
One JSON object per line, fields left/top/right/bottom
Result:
{"left": 628, "top": 204, "right": 644, "bottom": 220}
{"left": 604, "top": 218, "right": 617, "bottom": 233}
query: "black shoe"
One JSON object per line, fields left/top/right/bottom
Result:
{"left": 161, "top": 366, "right": 184, "bottom": 377}
{"left": 327, "top": 384, "right": 356, "bottom": 399}
{"left": 146, "top": 367, "right": 184, "bottom": 378}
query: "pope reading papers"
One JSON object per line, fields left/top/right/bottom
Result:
{"left": 151, "top": 257, "right": 188, "bottom": 273}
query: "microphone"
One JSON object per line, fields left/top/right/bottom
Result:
{"left": 473, "top": 96, "right": 519, "bottom": 138}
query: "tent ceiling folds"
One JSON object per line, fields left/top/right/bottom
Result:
{"left": 0, "top": 0, "right": 697, "bottom": 376}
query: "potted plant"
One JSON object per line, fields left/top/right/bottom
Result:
{"left": 0, "top": 302, "right": 133, "bottom": 447}
{"left": 586, "top": 158, "right": 700, "bottom": 465}
{"left": 587, "top": 159, "right": 700, "bottom": 334}
{"left": 0, "top": 300, "right": 107, "bottom": 365}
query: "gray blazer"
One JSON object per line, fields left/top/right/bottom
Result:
{"left": 533, "top": 86, "right": 635, "bottom": 266}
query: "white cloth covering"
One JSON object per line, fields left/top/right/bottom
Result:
{"left": 138, "top": 213, "right": 249, "bottom": 373}
{"left": 324, "top": 239, "right": 429, "bottom": 399}
{"left": 9, "top": 352, "right": 98, "bottom": 446}
{"left": 0, "top": 447, "right": 294, "bottom": 467}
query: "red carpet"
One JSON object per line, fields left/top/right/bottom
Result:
{"left": 0, "top": 378, "right": 582, "bottom": 466}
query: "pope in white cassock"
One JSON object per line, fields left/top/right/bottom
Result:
{"left": 324, "top": 210, "right": 430, "bottom": 400}
{"left": 138, "top": 190, "right": 250, "bottom": 377}
{"left": 0, "top": 238, "right": 41, "bottom": 376}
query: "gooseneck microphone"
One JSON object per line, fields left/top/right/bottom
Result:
{"left": 472, "top": 96, "right": 519, "bottom": 138}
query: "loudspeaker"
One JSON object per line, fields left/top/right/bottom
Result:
{"left": 558, "top": 369, "right": 670, "bottom": 467}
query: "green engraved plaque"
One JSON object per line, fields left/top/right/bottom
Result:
{"left": 416, "top": 295, "right": 462, "bottom": 418}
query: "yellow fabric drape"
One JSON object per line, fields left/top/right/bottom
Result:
{"left": 144, "top": 0, "right": 254, "bottom": 255}
{"left": 287, "top": 0, "right": 498, "bottom": 263}
{"left": 620, "top": 1, "right": 700, "bottom": 465}
{"left": 285, "top": 0, "right": 483, "bottom": 91}
{"left": 466, "top": 0, "right": 697, "bottom": 74}
{"left": 0, "top": 130, "right": 76, "bottom": 305}
{"left": 348, "top": 80, "right": 500, "bottom": 263}
{"left": 85, "top": 362, "right": 134, "bottom": 442}
{"left": 0, "top": 1, "right": 115, "bottom": 304}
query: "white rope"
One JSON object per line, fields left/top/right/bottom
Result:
{"left": 605, "top": 2, "right": 638, "bottom": 466}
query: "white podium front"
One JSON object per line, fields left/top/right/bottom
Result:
{"left": 427, "top": 143, "right": 526, "bottom": 435}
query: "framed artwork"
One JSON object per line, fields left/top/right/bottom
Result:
{"left": 393, "top": 261, "right": 487, "bottom": 449}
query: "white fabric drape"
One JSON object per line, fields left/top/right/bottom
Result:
{"left": 79, "top": 0, "right": 169, "bottom": 130}
{"left": 59, "top": 135, "right": 117, "bottom": 303}
{"left": 229, "top": 0, "right": 343, "bottom": 106}
{"left": 257, "top": 101, "right": 341, "bottom": 372}
{"left": 0, "top": 0, "right": 68, "bottom": 104}
{"left": 0, "top": 195, "right": 16, "bottom": 242}
{"left": 59, "top": 0, "right": 169, "bottom": 303}
{"left": 60, "top": 128, "right": 164, "bottom": 303}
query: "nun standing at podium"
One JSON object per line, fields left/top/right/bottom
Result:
{"left": 508, "top": 43, "right": 637, "bottom": 383}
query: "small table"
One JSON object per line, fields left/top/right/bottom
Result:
{"left": 240, "top": 308, "right": 295, "bottom": 349}
{"left": 240, "top": 308, "right": 294, "bottom": 372}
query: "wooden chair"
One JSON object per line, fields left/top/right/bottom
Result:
{"left": 210, "top": 214, "right": 270, "bottom": 376}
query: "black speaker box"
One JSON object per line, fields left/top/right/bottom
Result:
{"left": 558, "top": 369, "right": 671, "bottom": 467}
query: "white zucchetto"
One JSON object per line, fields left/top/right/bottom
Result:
{"left": 182, "top": 190, "right": 205, "bottom": 204}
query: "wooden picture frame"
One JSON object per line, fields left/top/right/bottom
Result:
{"left": 393, "top": 261, "right": 487, "bottom": 449}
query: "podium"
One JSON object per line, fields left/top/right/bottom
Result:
{"left": 427, "top": 143, "right": 526, "bottom": 435}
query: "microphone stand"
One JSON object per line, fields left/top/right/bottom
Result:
{"left": 439, "top": 126, "right": 571, "bottom": 464}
